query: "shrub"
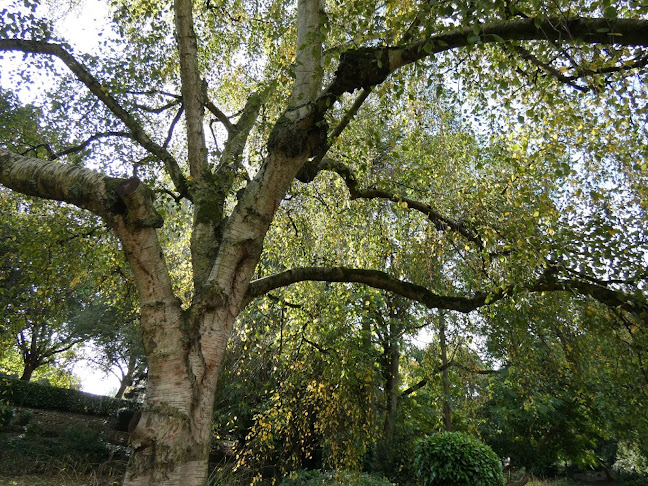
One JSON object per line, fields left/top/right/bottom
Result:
{"left": 16, "top": 408, "right": 34, "bottom": 426}
{"left": 60, "top": 425, "right": 108, "bottom": 457}
{"left": 280, "top": 469, "right": 395, "bottom": 485}
{"left": 25, "top": 420, "right": 45, "bottom": 437}
{"left": 414, "top": 432, "right": 506, "bottom": 486}
{"left": 0, "top": 403, "right": 14, "bottom": 428}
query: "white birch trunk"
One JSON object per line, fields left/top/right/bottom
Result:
{"left": 290, "top": 0, "right": 324, "bottom": 113}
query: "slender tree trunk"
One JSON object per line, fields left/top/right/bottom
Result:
{"left": 439, "top": 311, "right": 452, "bottom": 431}
{"left": 114, "top": 377, "right": 129, "bottom": 400}
{"left": 114, "top": 355, "right": 138, "bottom": 399}
{"left": 19, "top": 361, "right": 37, "bottom": 381}
{"left": 19, "top": 343, "right": 42, "bottom": 381}
{"left": 510, "top": 466, "right": 532, "bottom": 486}
{"left": 383, "top": 323, "right": 400, "bottom": 439}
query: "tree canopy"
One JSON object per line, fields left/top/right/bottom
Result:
{"left": 1, "top": 0, "right": 647, "bottom": 484}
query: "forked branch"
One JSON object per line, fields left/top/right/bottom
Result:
{"left": 0, "top": 39, "right": 190, "bottom": 199}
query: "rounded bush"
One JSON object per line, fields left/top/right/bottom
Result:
{"left": 16, "top": 409, "right": 34, "bottom": 426}
{"left": 280, "top": 469, "right": 394, "bottom": 485}
{"left": 415, "top": 432, "right": 505, "bottom": 486}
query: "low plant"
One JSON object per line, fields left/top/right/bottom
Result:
{"left": 0, "top": 403, "right": 14, "bottom": 428}
{"left": 414, "top": 432, "right": 506, "bottom": 486}
{"left": 25, "top": 420, "right": 45, "bottom": 437}
{"left": 16, "top": 408, "right": 34, "bottom": 426}
{"left": 60, "top": 425, "right": 109, "bottom": 457}
{"left": 280, "top": 469, "right": 395, "bottom": 485}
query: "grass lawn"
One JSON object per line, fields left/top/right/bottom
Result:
{"left": 0, "top": 477, "right": 119, "bottom": 486}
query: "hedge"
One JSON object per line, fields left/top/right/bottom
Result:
{"left": 0, "top": 376, "right": 138, "bottom": 416}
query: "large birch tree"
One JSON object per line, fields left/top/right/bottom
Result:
{"left": 1, "top": 0, "right": 647, "bottom": 484}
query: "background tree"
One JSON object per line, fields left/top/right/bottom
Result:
{"left": 479, "top": 294, "right": 648, "bottom": 484}
{"left": 0, "top": 190, "right": 113, "bottom": 381}
{"left": 78, "top": 289, "right": 147, "bottom": 399}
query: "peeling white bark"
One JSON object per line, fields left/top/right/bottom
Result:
{"left": 0, "top": 148, "right": 118, "bottom": 217}
{"left": 290, "top": 0, "right": 324, "bottom": 111}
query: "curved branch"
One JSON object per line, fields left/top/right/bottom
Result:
{"left": 51, "top": 131, "right": 132, "bottom": 159}
{"left": 245, "top": 266, "right": 490, "bottom": 311}
{"left": 135, "top": 98, "right": 182, "bottom": 114}
{"left": 312, "top": 157, "right": 485, "bottom": 247}
{"left": 245, "top": 265, "right": 648, "bottom": 319}
{"left": 401, "top": 363, "right": 503, "bottom": 397}
{"left": 297, "top": 88, "right": 373, "bottom": 182}
{"left": 164, "top": 106, "right": 184, "bottom": 149}
{"left": 512, "top": 45, "right": 590, "bottom": 92}
{"left": 0, "top": 39, "right": 190, "bottom": 199}
{"left": 329, "top": 88, "right": 373, "bottom": 141}
{"left": 529, "top": 277, "right": 648, "bottom": 317}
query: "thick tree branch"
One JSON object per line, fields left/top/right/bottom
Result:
{"left": 0, "top": 148, "right": 163, "bottom": 229}
{"left": 246, "top": 266, "right": 491, "bottom": 311}
{"left": 190, "top": 91, "right": 265, "bottom": 288}
{"left": 529, "top": 277, "right": 648, "bottom": 317}
{"left": 245, "top": 265, "right": 648, "bottom": 318}
{"left": 217, "top": 91, "right": 265, "bottom": 175}
{"left": 319, "top": 16, "right": 648, "bottom": 103}
{"left": 174, "top": 0, "right": 209, "bottom": 183}
{"left": 0, "top": 39, "right": 190, "bottom": 199}
{"left": 1, "top": 147, "right": 124, "bottom": 218}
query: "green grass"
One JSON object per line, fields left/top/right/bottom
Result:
{"left": 0, "top": 476, "right": 119, "bottom": 486}
{"left": 527, "top": 480, "right": 583, "bottom": 486}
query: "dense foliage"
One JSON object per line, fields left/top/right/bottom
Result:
{"left": 1, "top": 0, "right": 647, "bottom": 484}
